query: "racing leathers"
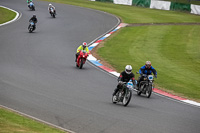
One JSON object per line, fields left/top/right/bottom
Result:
{"left": 75, "top": 45, "right": 89, "bottom": 62}
{"left": 28, "top": 16, "right": 37, "bottom": 30}
{"left": 137, "top": 65, "right": 157, "bottom": 88}
{"left": 113, "top": 71, "right": 135, "bottom": 96}
{"left": 27, "top": 0, "right": 33, "bottom": 8}
{"left": 48, "top": 5, "right": 56, "bottom": 14}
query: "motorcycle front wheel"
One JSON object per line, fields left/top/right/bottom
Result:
{"left": 112, "top": 95, "right": 117, "bottom": 104}
{"left": 146, "top": 85, "right": 152, "bottom": 98}
{"left": 29, "top": 27, "right": 33, "bottom": 33}
{"left": 79, "top": 58, "right": 84, "bottom": 69}
{"left": 53, "top": 14, "right": 55, "bottom": 18}
{"left": 123, "top": 90, "right": 132, "bottom": 106}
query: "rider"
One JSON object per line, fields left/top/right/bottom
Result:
{"left": 75, "top": 42, "right": 90, "bottom": 62}
{"left": 137, "top": 61, "right": 157, "bottom": 89}
{"left": 27, "top": 0, "right": 33, "bottom": 8}
{"left": 48, "top": 3, "right": 56, "bottom": 15}
{"left": 28, "top": 14, "right": 38, "bottom": 30}
{"left": 113, "top": 65, "right": 136, "bottom": 96}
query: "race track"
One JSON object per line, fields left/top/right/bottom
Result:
{"left": 0, "top": 0, "right": 200, "bottom": 133}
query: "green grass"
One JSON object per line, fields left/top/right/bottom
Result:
{"left": 40, "top": 0, "right": 200, "bottom": 23}
{"left": 0, "top": 7, "right": 16, "bottom": 24}
{"left": 0, "top": 107, "right": 67, "bottom": 133}
{"left": 0, "top": 0, "right": 199, "bottom": 132}
{"left": 40, "top": 0, "right": 200, "bottom": 101}
{"left": 98, "top": 25, "right": 200, "bottom": 100}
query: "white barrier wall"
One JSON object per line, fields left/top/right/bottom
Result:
{"left": 150, "top": 0, "right": 171, "bottom": 10}
{"left": 113, "top": 0, "right": 132, "bottom": 5}
{"left": 91, "top": 0, "right": 200, "bottom": 15}
{"left": 191, "top": 4, "right": 200, "bottom": 15}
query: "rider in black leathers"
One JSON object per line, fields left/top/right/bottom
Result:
{"left": 28, "top": 14, "right": 37, "bottom": 30}
{"left": 113, "top": 65, "right": 136, "bottom": 96}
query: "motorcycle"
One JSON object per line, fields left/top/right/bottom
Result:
{"left": 76, "top": 50, "right": 88, "bottom": 69}
{"left": 28, "top": 2, "right": 35, "bottom": 11}
{"left": 137, "top": 74, "right": 154, "bottom": 98}
{"left": 50, "top": 7, "right": 56, "bottom": 18}
{"left": 112, "top": 80, "right": 134, "bottom": 106}
{"left": 28, "top": 21, "right": 35, "bottom": 33}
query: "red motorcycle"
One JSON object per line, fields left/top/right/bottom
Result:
{"left": 76, "top": 50, "right": 88, "bottom": 69}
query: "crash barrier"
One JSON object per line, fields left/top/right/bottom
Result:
{"left": 91, "top": 0, "right": 200, "bottom": 15}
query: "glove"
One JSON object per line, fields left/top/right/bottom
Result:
{"left": 118, "top": 81, "right": 124, "bottom": 88}
{"left": 154, "top": 75, "right": 157, "bottom": 78}
{"left": 118, "top": 81, "right": 123, "bottom": 84}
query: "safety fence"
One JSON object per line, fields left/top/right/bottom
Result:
{"left": 91, "top": 0, "right": 200, "bottom": 15}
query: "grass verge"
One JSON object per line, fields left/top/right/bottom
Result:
{"left": 0, "top": 107, "right": 67, "bottom": 133}
{"left": 98, "top": 25, "right": 200, "bottom": 100}
{"left": 163, "top": 0, "right": 200, "bottom": 5}
{"left": 0, "top": 7, "right": 16, "bottom": 24}
{"left": 40, "top": 0, "right": 200, "bottom": 101}
{"left": 40, "top": 0, "right": 200, "bottom": 23}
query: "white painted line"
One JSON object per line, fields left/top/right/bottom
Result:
{"left": 109, "top": 71, "right": 120, "bottom": 77}
{"left": 182, "top": 100, "right": 200, "bottom": 107}
{"left": 88, "top": 55, "right": 97, "bottom": 61}
{"left": 0, "top": 105, "right": 76, "bottom": 133}
{"left": 104, "top": 34, "right": 111, "bottom": 37}
{"left": 116, "top": 26, "right": 121, "bottom": 29}
{"left": 89, "top": 43, "right": 99, "bottom": 47}
{"left": 0, "top": 5, "right": 20, "bottom": 26}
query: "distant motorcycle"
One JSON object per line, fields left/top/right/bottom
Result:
{"left": 137, "top": 74, "right": 154, "bottom": 98}
{"left": 28, "top": 21, "right": 35, "bottom": 33}
{"left": 76, "top": 50, "right": 88, "bottom": 69}
{"left": 49, "top": 7, "right": 56, "bottom": 18}
{"left": 112, "top": 80, "right": 134, "bottom": 106}
{"left": 28, "top": 2, "right": 35, "bottom": 11}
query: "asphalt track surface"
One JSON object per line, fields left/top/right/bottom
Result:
{"left": 0, "top": 0, "right": 200, "bottom": 133}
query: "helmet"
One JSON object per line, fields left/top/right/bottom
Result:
{"left": 145, "top": 61, "right": 151, "bottom": 69}
{"left": 33, "top": 14, "right": 36, "bottom": 18}
{"left": 49, "top": 4, "right": 52, "bottom": 6}
{"left": 82, "top": 42, "right": 87, "bottom": 48}
{"left": 125, "top": 65, "right": 132, "bottom": 74}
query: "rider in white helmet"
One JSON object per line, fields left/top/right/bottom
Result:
{"left": 48, "top": 3, "right": 56, "bottom": 14}
{"left": 113, "top": 65, "right": 136, "bottom": 96}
